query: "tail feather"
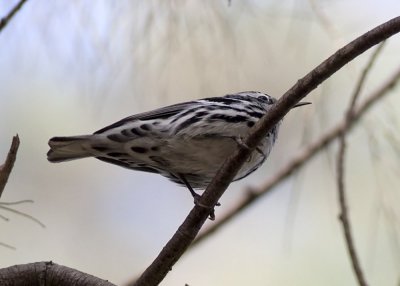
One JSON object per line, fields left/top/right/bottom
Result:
{"left": 47, "top": 135, "right": 93, "bottom": 163}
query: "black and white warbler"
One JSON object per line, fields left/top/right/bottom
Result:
{"left": 48, "top": 91, "right": 309, "bottom": 210}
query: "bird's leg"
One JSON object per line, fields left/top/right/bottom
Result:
{"left": 179, "top": 174, "right": 200, "bottom": 200}
{"left": 229, "top": 136, "right": 266, "bottom": 161}
{"left": 178, "top": 174, "right": 219, "bottom": 220}
{"left": 255, "top": 146, "right": 266, "bottom": 161}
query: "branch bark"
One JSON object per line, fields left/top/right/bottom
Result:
{"left": 0, "top": 135, "right": 20, "bottom": 199}
{"left": 0, "top": 261, "right": 116, "bottom": 286}
{"left": 133, "top": 16, "right": 400, "bottom": 286}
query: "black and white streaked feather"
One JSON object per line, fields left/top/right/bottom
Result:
{"left": 47, "top": 91, "right": 308, "bottom": 193}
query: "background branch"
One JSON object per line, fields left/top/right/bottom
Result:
{"left": 335, "top": 32, "right": 386, "bottom": 286}
{"left": 0, "top": 204, "right": 45, "bottom": 228}
{"left": 0, "top": 137, "right": 45, "bottom": 249}
{"left": 0, "top": 0, "right": 28, "bottom": 33}
{"left": 133, "top": 17, "right": 400, "bottom": 286}
{"left": 0, "top": 242, "right": 16, "bottom": 251}
{"left": 0, "top": 135, "right": 20, "bottom": 198}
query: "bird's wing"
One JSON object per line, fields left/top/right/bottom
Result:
{"left": 94, "top": 101, "right": 197, "bottom": 134}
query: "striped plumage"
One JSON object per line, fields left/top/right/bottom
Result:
{"left": 48, "top": 91, "right": 306, "bottom": 196}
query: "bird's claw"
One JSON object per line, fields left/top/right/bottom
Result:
{"left": 193, "top": 193, "right": 220, "bottom": 220}
{"left": 230, "top": 136, "right": 266, "bottom": 161}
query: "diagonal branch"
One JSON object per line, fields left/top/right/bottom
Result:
{"left": 133, "top": 17, "right": 400, "bottom": 286}
{"left": 0, "top": 0, "right": 28, "bottom": 32}
{"left": 0, "top": 135, "right": 20, "bottom": 198}
{"left": 335, "top": 32, "right": 386, "bottom": 286}
{"left": 192, "top": 63, "right": 400, "bottom": 248}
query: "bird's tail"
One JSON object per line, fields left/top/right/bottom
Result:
{"left": 47, "top": 135, "right": 93, "bottom": 163}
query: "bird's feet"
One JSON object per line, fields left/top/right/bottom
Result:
{"left": 193, "top": 193, "right": 220, "bottom": 221}
{"left": 230, "top": 136, "right": 266, "bottom": 160}
{"left": 179, "top": 173, "right": 220, "bottom": 220}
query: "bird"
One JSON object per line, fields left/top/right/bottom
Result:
{"left": 47, "top": 91, "right": 309, "bottom": 218}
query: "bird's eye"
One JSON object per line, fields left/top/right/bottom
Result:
{"left": 258, "top": 95, "right": 270, "bottom": 103}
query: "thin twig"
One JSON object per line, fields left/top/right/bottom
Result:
{"left": 0, "top": 199, "right": 34, "bottom": 205}
{"left": 192, "top": 65, "right": 400, "bottom": 248}
{"left": 309, "top": 0, "right": 344, "bottom": 47}
{"left": 336, "top": 37, "right": 386, "bottom": 286}
{"left": 0, "top": 205, "right": 46, "bottom": 228}
{"left": 0, "top": 0, "right": 28, "bottom": 32}
{"left": 0, "top": 200, "right": 35, "bottom": 221}
{"left": 0, "top": 213, "right": 9, "bottom": 221}
{"left": 349, "top": 42, "right": 386, "bottom": 110}
{"left": 0, "top": 135, "right": 20, "bottom": 198}
{"left": 0, "top": 241, "right": 16, "bottom": 250}
{"left": 133, "top": 17, "right": 400, "bottom": 286}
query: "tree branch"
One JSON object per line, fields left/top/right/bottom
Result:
{"left": 0, "top": 261, "right": 116, "bottom": 286}
{"left": 133, "top": 16, "right": 400, "bottom": 286}
{"left": 192, "top": 60, "right": 400, "bottom": 249}
{"left": 0, "top": 135, "right": 20, "bottom": 199}
{"left": 0, "top": 0, "right": 28, "bottom": 33}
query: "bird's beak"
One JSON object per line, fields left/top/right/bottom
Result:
{"left": 292, "top": 102, "right": 311, "bottom": 108}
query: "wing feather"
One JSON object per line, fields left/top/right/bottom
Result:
{"left": 94, "top": 102, "right": 196, "bottom": 134}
